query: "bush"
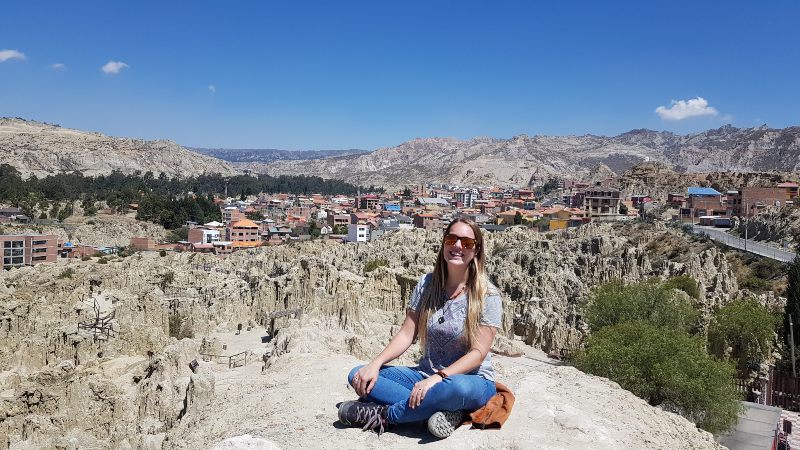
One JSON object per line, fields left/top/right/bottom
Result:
{"left": 583, "top": 280, "right": 698, "bottom": 334}
{"left": 159, "top": 249, "right": 167, "bottom": 257}
{"left": 575, "top": 321, "right": 742, "bottom": 433}
{"left": 81, "top": 256, "right": 91, "bottom": 261}
{"left": 364, "top": 258, "right": 389, "bottom": 274}
{"left": 159, "top": 271, "right": 175, "bottom": 290}
{"left": 58, "top": 268, "right": 74, "bottom": 279}
{"left": 168, "top": 313, "right": 194, "bottom": 339}
{"left": 663, "top": 275, "right": 701, "bottom": 300}
{"left": 96, "top": 257, "right": 108, "bottom": 264}
{"left": 708, "top": 298, "right": 778, "bottom": 374}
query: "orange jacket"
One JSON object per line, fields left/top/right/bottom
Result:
{"left": 465, "top": 382, "right": 515, "bottom": 429}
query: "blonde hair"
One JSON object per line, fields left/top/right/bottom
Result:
{"left": 417, "top": 218, "right": 488, "bottom": 351}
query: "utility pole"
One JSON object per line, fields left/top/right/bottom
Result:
{"left": 791, "top": 314, "right": 797, "bottom": 378}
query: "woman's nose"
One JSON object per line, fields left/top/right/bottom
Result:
{"left": 454, "top": 239, "right": 463, "bottom": 248}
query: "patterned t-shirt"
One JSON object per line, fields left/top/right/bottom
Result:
{"left": 407, "top": 273, "right": 503, "bottom": 381}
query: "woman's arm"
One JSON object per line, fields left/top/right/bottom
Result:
{"left": 353, "top": 308, "right": 419, "bottom": 397}
{"left": 407, "top": 324, "right": 497, "bottom": 408}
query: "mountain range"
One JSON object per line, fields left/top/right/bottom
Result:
{"left": 191, "top": 147, "right": 368, "bottom": 163}
{"left": 257, "top": 125, "right": 800, "bottom": 189}
{"left": 2, "top": 118, "right": 799, "bottom": 189}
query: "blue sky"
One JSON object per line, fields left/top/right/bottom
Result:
{"left": 1, "top": 1, "right": 798, "bottom": 150}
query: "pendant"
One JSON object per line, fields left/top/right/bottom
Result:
{"left": 438, "top": 316, "right": 445, "bottom": 324}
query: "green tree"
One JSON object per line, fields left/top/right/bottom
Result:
{"left": 783, "top": 255, "right": 800, "bottom": 356}
{"left": 574, "top": 321, "right": 741, "bottom": 433}
{"left": 513, "top": 211, "right": 523, "bottom": 225}
{"left": 308, "top": 220, "right": 320, "bottom": 239}
{"left": 584, "top": 280, "right": 699, "bottom": 334}
{"left": 619, "top": 202, "right": 629, "bottom": 215}
{"left": 709, "top": 298, "right": 778, "bottom": 374}
{"left": 245, "top": 210, "right": 263, "bottom": 221}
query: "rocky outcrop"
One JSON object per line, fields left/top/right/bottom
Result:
{"left": 0, "top": 118, "right": 236, "bottom": 179}
{"left": 169, "top": 321, "right": 724, "bottom": 450}
{"left": 733, "top": 205, "right": 800, "bottom": 250}
{"left": 617, "top": 162, "right": 798, "bottom": 202}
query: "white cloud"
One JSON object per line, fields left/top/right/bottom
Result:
{"left": 101, "top": 60, "right": 129, "bottom": 74}
{"left": 0, "top": 49, "right": 26, "bottom": 62}
{"left": 208, "top": 84, "right": 216, "bottom": 93}
{"left": 655, "top": 97, "right": 719, "bottom": 120}
{"left": 51, "top": 63, "right": 65, "bottom": 70}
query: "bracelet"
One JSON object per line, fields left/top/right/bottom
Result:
{"left": 435, "top": 370, "right": 449, "bottom": 379}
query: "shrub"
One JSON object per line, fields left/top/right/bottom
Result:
{"left": 158, "top": 270, "right": 175, "bottom": 289}
{"left": 96, "top": 257, "right": 108, "bottom": 264}
{"left": 58, "top": 268, "right": 74, "bottom": 279}
{"left": 575, "top": 321, "right": 741, "bottom": 433}
{"left": 583, "top": 280, "right": 699, "bottom": 334}
{"left": 364, "top": 258, "right": 389, "bottom": 274}
{"left": 159, "top": 249, "right": 167, "bottom": 257}
{"left": 168, "top": 313, "right": 194, "bottom": 339}
{"left": 663, "top": 275, "right": 701, "bottom": 300}
{"left": 708, "top": 298, "right": 778, "bottom": 374}
{"left": 81, "top": 256, "right": 91, "bottom": 261}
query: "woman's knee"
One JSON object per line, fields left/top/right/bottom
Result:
{"left": 347, "top": 365, "right": 364, "bottom": 384}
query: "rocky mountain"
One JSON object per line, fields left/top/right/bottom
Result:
{"left": 191, "top": 147, "right": 368, "bottom": 163}
{"left": 0, "top": 223, "right": 766, "bottom": 448}
{"left": 0, "top": 118, "right": 237, "bottom": 178}
{"left": 616, "top": 162, "right": 799, "bottom": 201}
{"left": 261, "top": 125, "right": 800, "bottom": 189}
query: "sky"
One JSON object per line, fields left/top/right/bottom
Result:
{"left": 1, "top": 1, "right": 799, "bottom": 150}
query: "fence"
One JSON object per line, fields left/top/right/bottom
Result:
{"left": 739, "top": 370, "right": 800, "bottom": 412}
{"left": 199, "top": 351, "right": 249, "bottom": 369}
{"left": 768, "top": 371, "right": 800, "bottom": 411}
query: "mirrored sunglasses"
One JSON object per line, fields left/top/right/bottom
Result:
{"left": 443, "top": 233, "right": 477, "bottom": 249}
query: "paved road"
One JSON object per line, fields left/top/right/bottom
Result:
{"left": 692, "top": 225, "right": 797, "bottom": 263}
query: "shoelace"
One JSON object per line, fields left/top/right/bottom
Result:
{"left": 358, "top": 405, "right": 387, "bottom": 435}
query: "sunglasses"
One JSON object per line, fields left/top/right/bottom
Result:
{"left": 443, "top": 233, "right": 478, "bottom": 249}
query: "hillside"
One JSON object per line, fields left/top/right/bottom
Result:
{"left": 0, "top": 118, "right": 237, "bottom": 178}
{"left": 261, "top": 125, "right": 800, "bottom": 189}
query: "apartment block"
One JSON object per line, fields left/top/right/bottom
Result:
{"left": 0, "top": 234, "right": 58, "bottom": 269}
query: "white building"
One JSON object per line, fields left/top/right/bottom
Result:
{"left": 346, "top": 224, "right": 370, "bottom": 243}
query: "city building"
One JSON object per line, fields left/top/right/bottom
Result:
{"left": 0, "top": 234, "right": 58, "bottom": 269}
{"left": 583, "top": 188, "right": 622, "bottom": 221}
{"left": 346, "top": 223, "right": 370, "bottom": 243}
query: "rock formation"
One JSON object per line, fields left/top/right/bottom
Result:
{"left": 0, "top": 223, "right": 760, "bottom": 448}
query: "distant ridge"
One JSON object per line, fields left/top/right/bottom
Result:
{"left": 259, "top": 125, "right": 800, "bottom": 189}
{"left": 191, "top": 147, "right": 369, "bottom": 163}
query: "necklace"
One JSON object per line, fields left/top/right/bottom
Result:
{"left": 438, "top": 285, "right": 465, "bottom": 324}
{"left": 447, "top": 284, "right": 465, "bottom": 300}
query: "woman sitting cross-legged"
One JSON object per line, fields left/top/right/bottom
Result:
{"left": 338, "top": 218, "right": 502, "bottom": 439}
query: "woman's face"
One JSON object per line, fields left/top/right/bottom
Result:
{"left": 443, "top": 222, "right": 477, "bottom": 269}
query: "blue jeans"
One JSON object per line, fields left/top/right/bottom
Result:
{"left": 347, "top": 365, "right": 496, "bottom": 424}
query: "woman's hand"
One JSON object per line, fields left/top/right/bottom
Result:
{"left": 408, "top": 374, "right": 443, "bottom": 409}
{"left": 352, "top": 363, "right": 381, "bottom": 398}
